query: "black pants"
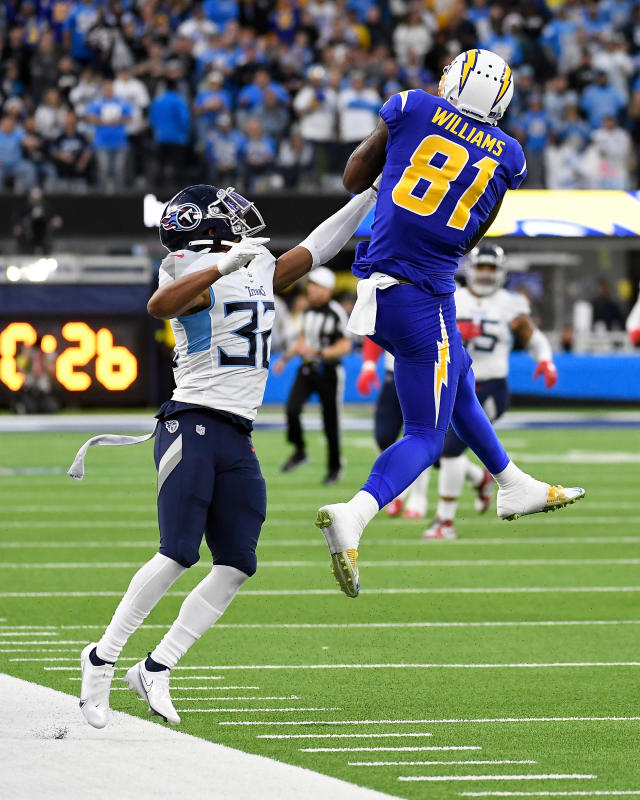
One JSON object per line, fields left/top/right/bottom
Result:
{"left": 286, "top": 362, "right": 342, "bottom": 471}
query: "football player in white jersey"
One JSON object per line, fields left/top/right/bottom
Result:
{"left": 73, "top": 183, "right": 377, "bottom": 728}
{"left": 422, "top": 243, "right": 557, "bottom": 539}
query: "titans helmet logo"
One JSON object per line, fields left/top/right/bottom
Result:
{"left": 161, "top": 202, "right": 203, "bottom": 231}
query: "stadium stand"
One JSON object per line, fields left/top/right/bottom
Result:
{"left": 1, "top": 0, "right": 640, "bottom": 194}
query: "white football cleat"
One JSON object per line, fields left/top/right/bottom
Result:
{"left": 79, "top": 642, "right": 114, "bottom": 729}
{"left": 497, "top": 476, "right": 585, "bottom": 521}
{"left": 421, "top": 518, "right": 458, "bottom": 540}
{"left": 125, "top": 659, "right": 181, "bottom": 726}
{"left": 315, "top": 503, "right": 363, "bottom": 598}
{"left": 474, "top": 468, "right": 495, "bottom": 514}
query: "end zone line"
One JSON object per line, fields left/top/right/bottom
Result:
{"left": 398, "top": 775, "right": 596, "bottom": 783}
{"left": 219, "top": 716, "right": 640, "bottom": 726}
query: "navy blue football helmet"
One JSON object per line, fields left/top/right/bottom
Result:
{"left": 159, "top": 185, "right": 266, "bottom": 252}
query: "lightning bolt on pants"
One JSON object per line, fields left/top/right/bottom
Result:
{"left": 361, "top": 285, "right": 469, "bottom": 508}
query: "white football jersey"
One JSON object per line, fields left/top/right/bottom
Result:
{"left": 158, "top": 247, "right": 276, "bottom": 421}
{"left": 455, "top": 286, "right": 530, "bottom": 381}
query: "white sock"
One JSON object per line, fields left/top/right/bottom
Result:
{"left": 345, "top": 490, "right": 379, "bottom": 530}
{"left": 437, "top": 456, "right": 467, "bottom": 521}
{"left": 493, "top": 460, "right": 529, "bottom": 489}
{"left": 405, "top": 467, "right": 431, "bottom": 513}
{"left": 96, "top": 553, "right": 186, "bottom": 663}
{"left": 465, "top": 457, "right": 485, "bottom": 488}
{"left": 150, "top": 565, "right": 248, "bottom": 670}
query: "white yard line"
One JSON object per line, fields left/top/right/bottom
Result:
{"left": 220, "top": 716, "right": 640, "bottom": 726}
{"left": 0, "top": 517, "right": 637, "bottom": 528}
{"left": 177, "top": 707, "right": 342, "bottom": 713}
{"left": 4, "top": 620, "right": 640, "bottom": 631}
{"left": 351, "top": 761, "right": 536, "bottom": 767}
{"left": 6, "top": 586, "right": 640, "bottom": 598}
{"left": 459, "top": 792, "right": 640, "bottom": 797}
{"left": 0, "top": 673, "right": 396, "bottom": 800}
{"left": 37, "top": 661, "right": 640, "bottom": 670}
{"left": 257, "top": 733, "right": 434, "bottom": 739}
{"left": 398, "top": 775, "right": 596, "bottom": 783}
{"left": 302, "top": 747, "right": 481, "bottom": 753}
{"left": 109, "top": 687, "right": 260, "bottom": 692}
{"left": 3, "top": 536, "right": 640, "bottom": 548}
{"left": 3, "top": 558, "right": 640, "bottom": 569}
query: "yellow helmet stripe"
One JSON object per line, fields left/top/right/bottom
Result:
{"left": 459, "top": 49, "right": 479, "bottom": 93}
{"left": 494, "top": 63, "right": 512, "bottom": 106}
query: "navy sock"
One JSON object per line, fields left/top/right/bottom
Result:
{"left": 89, "top": 646, "right": 114, "bottom": 667}
{"left": 145, "top": 653, "right": 169, "bottom": 672}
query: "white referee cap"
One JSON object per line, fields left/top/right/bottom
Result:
{"left": 308, "top": 267, "right": 336, "bottom": 290}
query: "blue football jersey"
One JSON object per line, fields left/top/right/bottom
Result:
{"left": 354, "top": 89, "right": 527, "bottom": 293}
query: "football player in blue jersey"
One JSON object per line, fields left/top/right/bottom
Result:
{"left": 315, "top": 49, "right": 585, "bottom": 598}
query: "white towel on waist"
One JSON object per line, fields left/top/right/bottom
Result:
{"left": 346, "top": 272, "right": 401, "bottom": 336}
{"left": 68, "top": 422, "right": 159, "bottom": 481}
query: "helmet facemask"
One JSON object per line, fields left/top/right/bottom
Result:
{"left": 466, "top": 245, "right": 506, "bottom": 296}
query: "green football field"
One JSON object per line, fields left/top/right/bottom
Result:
{"left": 1, "top": 422, "right": 639, "bottom": 799}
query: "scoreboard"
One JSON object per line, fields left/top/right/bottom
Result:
{"left": 0, "top": 317, "right": 151, "bottom": 406}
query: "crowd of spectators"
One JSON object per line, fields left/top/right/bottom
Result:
{"left": 2, "top": 0, "right": 640, "bottom": 194}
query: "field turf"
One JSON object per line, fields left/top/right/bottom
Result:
{"left": 1, "top": 423, "right": 639, "bottom": 799}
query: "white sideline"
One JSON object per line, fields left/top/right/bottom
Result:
{"left": 0, "top": 673, "right": 398, "bottom": 800}
{"left": 220, "top": 716, "right": 640, "bottom": 726}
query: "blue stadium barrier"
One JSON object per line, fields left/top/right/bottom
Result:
{"left": 264, "top": 352, "right": 640, "bottom": 404}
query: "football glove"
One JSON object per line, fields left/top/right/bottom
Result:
{"left": 217, "top": 237, "right": 270, "bottom": 276}
{"left": 357, "top": 362, "right": 380, "bottom": 396}
{"left": 533, "top": 360, "right": 558, "bottom": 389}
{"left": 629, "top": 328, "right": 640, "bottom": 347}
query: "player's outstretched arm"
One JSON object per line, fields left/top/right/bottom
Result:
{"left": 273, "top": 189, "right": 377, "bottom": 292}
{"left": 511, "top": 314, "right": 557, "bottom": 389}
{"left": 343, "top": 118, "right": 388, "bottom": 193}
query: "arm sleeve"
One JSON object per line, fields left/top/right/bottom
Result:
{"left": 297, "top": 188, "right": 377, "bottom": 268}
{"left": 527, "top": 328, "right": 553, "bottom": 363}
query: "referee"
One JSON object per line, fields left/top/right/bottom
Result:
{"left": 274, "top": 267, "right": 352, "bottom": 484}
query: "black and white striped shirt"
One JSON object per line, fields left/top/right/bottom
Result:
{"left": 302, "top": 300, "right": 349, "bottom": 362}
